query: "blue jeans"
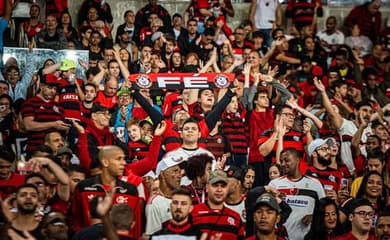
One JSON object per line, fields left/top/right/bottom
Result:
{"left": 258, "top": 28, "right": 273, "bottom": 48}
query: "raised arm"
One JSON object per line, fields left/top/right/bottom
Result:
{"left": 205, "top": 88, "right": 236, "bottom": 131}
{"left": 286, "top": 97, "right": 323, "bottom": 129}
{"left": 125, "top": 121, "right": 166, "bottom": 177}
{"left": 4, "top": 0, "right": 12, "bottom": 22}
{"left": 132, "top": 90, "right": 164, "bottom": 124}
{"left": 249, "top": 0, "right": 257, "bottom": 29}
{"left": 259, "top": 116, "right": 279, "bottom": 157}
{"left": 112, "top": 48, "right": 130, "bottom": 80}
{"left": 42, "top": 63, "right": 61, "bottom": 75}
{"left": 313, "top": 77, "right": 343, "bottom": 129}
{"left": 29, "top": 156, "right": 70, "bottom": 201}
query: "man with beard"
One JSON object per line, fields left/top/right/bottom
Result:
{"left": 152, "top": 188, "right": 202, "bottom": 238}
{"left": 8, "top": 184, "right": 41, "bottom": 238}
{"left": 40, "top": 211, "right": 69, "bottom": 240}
{"left": 376, "top": 211, "right": 390, "bottom": 240}
{"left": 269, "top": 148, "right": 325, "bottom": 240}
{"left": 21, "top": 74, "right": 69, "bottom": 153}
{"left": 245, "top": 193, "right": 286, "bottom": 240}
{"left": 191, "top": 170, "right": 245, "bottom": 239}
{"left": 315, "top": 78, "right": 373, "bottom": 176}
{"left": 306, "top": 139, "right": 343, "bottom": 200}
{"left": 81, "top": 83, "right": 97, "bottom": 116}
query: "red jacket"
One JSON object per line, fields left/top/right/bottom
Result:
{"left": 77, "top": 120, "right": 113, "bottom": 174}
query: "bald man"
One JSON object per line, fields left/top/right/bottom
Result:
{"left": 70, "top": 145, "right": 144, "bottom": 238}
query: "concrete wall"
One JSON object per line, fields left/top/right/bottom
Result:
{"left": 67, "top": 1, "right": 390, "bottom": 37}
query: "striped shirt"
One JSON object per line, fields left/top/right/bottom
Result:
{"left": 191, "top": 203, "right": 245, "bottom": 240}
{"left": 21, "top": 96, "right": 64, "bottom": 152}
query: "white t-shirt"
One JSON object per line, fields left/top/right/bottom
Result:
{"left": 224, "top": 200, "right": 246, "bottom": 223}
{"left": 162, "top": 147, "right": 215, "bottom": 163}
{"left": 145, "top": 194, "right": 172, "bottom": 235}
{"left": 254, "top": 0, "right": 279, "bottom": 29}
{"left": 316, "top": 30, "right": 345, "bottom": 52}
{"left": 269, "top": 176, "right": 325, "bottom": 240}
{"left": 338, "top": 118, "right": 358, "bottom": 175}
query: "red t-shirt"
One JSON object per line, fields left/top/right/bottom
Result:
{"left": 95, "top": 91, "right": 118, "bottom": 109}
{"left": 0, "top": 172, "right": 25, "bottom": 199}
{"left": 335, "top": 232, "right": 375, "bottom": 240}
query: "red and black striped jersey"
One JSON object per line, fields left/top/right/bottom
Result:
{"left": 191, "top": 203, "right": 245, "bottom": 240}
{"left": 286, "top": 0, "right": 323, "bottom": 27}
{"left": 221, "top": 105, "right": 248, "bottom": 155}
{"left": 305, "top": 166, "right": 343, "bottom": 191}
{"left": 204, "top": 133, "right": 229, "bottom": 159}
{"left": 257, "top": 129, "right": 306, "bottom": 162}
{"left": 128, "top": 140, "right": 150, "bottom": 161}
{"left": 21, "top": 96, "right": 64, "bottom": 152}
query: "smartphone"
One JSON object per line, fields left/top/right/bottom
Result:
{"left": 341, "top": 178, "right": 348, "bottom": 191}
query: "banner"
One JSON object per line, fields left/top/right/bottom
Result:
{"left": 2, "top": 47, "right": 89, "bottom": 79}
{"left": 129, "top": 72, "right": 235, "bottom": 89}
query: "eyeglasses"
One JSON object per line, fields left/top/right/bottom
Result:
{"left": 316, "top": 147, "right": 330, "bottom": 152}
{"left": 280, "top": 112, "right": 295, "bottom": 118}
{"left": 353, "top": 211, "right": 375, "bottom": 218}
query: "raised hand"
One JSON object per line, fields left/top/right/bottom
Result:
{"left": 302, "top": 118, "right": 312, "bottom": 134}
{"left": 154, "top": 121, "right": 167, "bottom": 136}
{"left": 96, "top": 189, "right": 114, "bottom": 217}
{"left": 313, "top": 77, "right": 325, "bottom": 92}
{"left": 286, "top": 96, "right": 298, "bottom": 110}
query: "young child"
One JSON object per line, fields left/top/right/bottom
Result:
{"left": 126, "top": 118, "right": 150, "bottom": 162}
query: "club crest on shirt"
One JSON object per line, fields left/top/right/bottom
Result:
{"left": 227, "top": 216, "right": 235, "bottom": 225}
{"left": 53, "top": 105, "right": 60, "bottom": 113}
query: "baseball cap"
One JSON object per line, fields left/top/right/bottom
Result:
{"left": 117, "top": 88, "right": 131, "bottom": 97}
{"left": 225, "top": 165, "right": 243, "bottom": 180}
{"left": 156, "top": 156, "right": 183, "bottom": 176}
{"left": 151, "top": 31, "right": 163, "bottom": 42}
{"left": 90, "top": 103, "right": 110, "bottom": 113}
{"left": 208, "top": 170, "right": 228, "bottom": 185}
{"left": 41, "top": 74, "right": 59, "bottom": 86}
{"left": 255, "top": 193, "right": 281, "bottom": 213}
{"left": 60, "top": 59, "right": 76, "bottom": 71}
{"left": 56, "top": 147, "right": 73, "bottom": 156}
{"left": 308, "top": 138, "right": 327, "bottom": 157}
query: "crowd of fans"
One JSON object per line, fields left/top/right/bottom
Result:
{"left": 1, "top": 0, "right": 390, "bottom": 239}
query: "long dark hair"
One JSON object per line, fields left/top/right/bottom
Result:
{"left": 356, "top": 171, "right": 388, "bottom": 211}
{"left": 304, "top": 197, "right": 342, "bottom": 240}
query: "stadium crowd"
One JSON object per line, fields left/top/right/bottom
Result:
{"left": 1, "top": 0, "right": 390, "bottom": 239}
